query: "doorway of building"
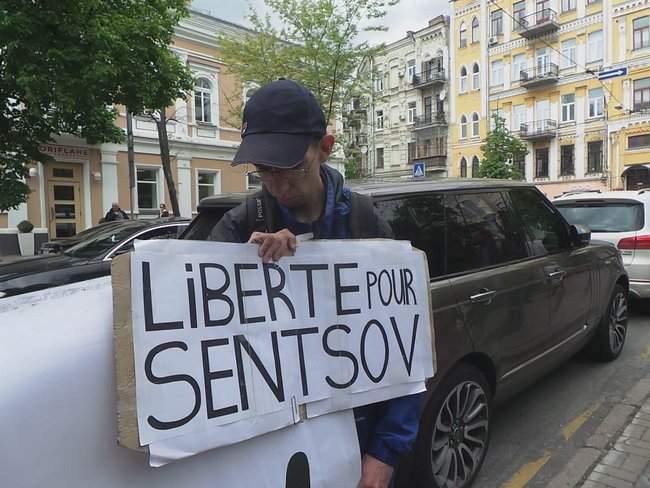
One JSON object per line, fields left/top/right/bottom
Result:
{"left": 46, "top": 163, "right": 83, "bottom": 238}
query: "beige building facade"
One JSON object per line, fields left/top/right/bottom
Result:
{"left": 1, "top": 10, "right": 250, "bottom": 255}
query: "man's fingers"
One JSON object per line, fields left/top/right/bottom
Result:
{"left": 264, "top": 240, "right": 282, "bottom": 263}
{"left": 248, "top": 232, "right": 264, "bottom": 244}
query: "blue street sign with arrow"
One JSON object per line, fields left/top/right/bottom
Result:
{"left": 413, "top": 162, "right": 426, "bottom": 178}
{"left": 597, "top": 67, "right": 627, "bottom": 81}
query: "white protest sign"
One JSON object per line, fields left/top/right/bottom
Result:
{"left": 128, "top": 239, "right": 435, "bottom": 457}
{"left": 0, "top": 278, "right": 361, "bottom": 488}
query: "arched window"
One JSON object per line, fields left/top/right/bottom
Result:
{"left": 472, "top": 63, "right": 480, "bottom": 90}
{"left": 460, "top": 114, "right": 468, "bottom": 139}
{"left": 472, "top": 155, "right": 480, "bottom": 177}
{"left": 460, "top": 66, "right": 468, "bottom": 93}
{"left": 472, "top": 112, "right": 480, "bottom": 137}
{"left": 460, "top": 22, "right": 467, "bottom": 48}
{"left": 472, "top": 17, "right": 479, "bottom": 43}
{"left": 194, "top": 78, "right": 212, "bottom": 123}
{"left": 460, "top": 157, "right": 468, "bottom": 177}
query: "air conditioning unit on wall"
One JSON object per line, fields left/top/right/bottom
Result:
{"left": 488, "top": 36, "right": 499, "bottom": 46}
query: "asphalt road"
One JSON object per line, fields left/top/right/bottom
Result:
{"left": 472, "top": 304, "right": 650, "bottom": 488}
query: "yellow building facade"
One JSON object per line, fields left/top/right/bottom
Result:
{"left": 0, "top": 10, "right": 250, "bottom": 255}
{"left": 450, "top": 0, "right": 650, "bottom": 197}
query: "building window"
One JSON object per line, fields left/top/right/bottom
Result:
{"left": 513, "top": 156, "right": 526, "bottom": 177}
{"left": 460, "top": 66, "right": 468, "bottom": 93}
{"left": 634, "top": 78, "right": 650, "bottom": 111}
{"left": 197, "top": 171, "right": 219, "bottom": 202}
{"left": 587, "top": 30, "right": 603, "bottom": 63}
{"left": 512, "top": 54, "right": 526, "bottom": 82}
{"left": 561, "top": 94, "right": 575, "bottom": 122}
{"left": 560, "top": 145, "right": 575, "bottom": 176}
{"left": 460, "top": 22, "right": 467, "bottom": 48}
{"left": 460, "top": 157, "right": 468, "bottom": 177}
{"left": 472, "top": 112, "right": 480, "bottom": 137}
{"left": 194, "top": 78, "right": 212, "bottom": 123}
{"left": 460, "top": 115, "right": 468, "bottom": 139}
{"left": 491, "top": 10, "right": 503, "bottom": 36}
{"left": 629, "top": 134, "right": 650, "bottom": 149}
{"left": 137, "top": 167, "right": 159, "bottom": 210}
{"left": 561, "top": 39, "right": 577, "bottom": 68}
{"left": 408, "top": 141, "right": 416, "bottom": 161}
{"left": 634, "top": 17, "right": 650, "bottom": 50}
{"left": 472, "top": 156, "right": 480, "bottom": 176}
{"left": 407, "top": 102, "right": 416, "bottom": 124}
{"left": 472, "top": 17, "right": 479, "bottom": 43}
{"left": 491, "top": 60, "right": 504, "bottom": 86}
{"left": 588, "top": 88, "right": 604, "bottom": 118}
{"left": 376, "top": 110, "right": 384, "bottom": 129}
{"left": 375, "top": 72, "right": 384, "bottom": 92}
{"left": 472, "top": 63, "right": 480, "bottom": 90}
{"left": 513, "top": 1, "right": 526, "bottom": 27}
{"left": 561, "top": 0, "right": 575, "bottom": 11}
{"left": 535, "top": 148, "right": 549, "bottom": 178}
{"left": 512, "top": 104, "right": 526, "bottom": 131}
{"left": 376, "top": 148, "right": 384, "bottom": 169}
{"left": 587, "top": 141, "right": 603, "bottom": 173}
{"left": 407, "top": 60, "right": 416, "bottom": 81}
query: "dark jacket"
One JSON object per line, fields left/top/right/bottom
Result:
{"left": 209, "top": 164, "right": 423, "bottom": 467}
{"left": 104, "top": 208, "right": 129, "bottom": 222}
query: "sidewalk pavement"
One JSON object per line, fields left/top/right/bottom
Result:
{"left": 547, "top": 378, "right": 650, "bottom": 488}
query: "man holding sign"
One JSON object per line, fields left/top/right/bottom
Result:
{"left": 208, "top": 79, "right": 423, "bottom": 488}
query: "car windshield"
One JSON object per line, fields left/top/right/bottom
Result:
{"left": 556, "top": 202, "right": 644, "bottom": 233}
{"left": 63, "top": 224, "right": 146, "bottom": 259}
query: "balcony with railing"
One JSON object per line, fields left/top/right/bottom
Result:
{"left": 519, "top": 63, "right": 559, "bottom": 89}
{"left": 634, "top": 101, "right": 650, "bottom": 112}
{"left": 412, "top": 69, "right": 446, "bottom": 88}
{"left": 413, "top": 113, "right": 447, "bottom": 129}
{"left": 513, "top": 8, "right": 560, "bottom": 38}
{"left": 520, "top": 120, "right": 557, "bottom": 141}
{"left": 410, "top": 141, "right": 447, "bottom": 168}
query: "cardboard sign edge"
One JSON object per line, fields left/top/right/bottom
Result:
{"left": 112, "top": 253, "right": 147, "bottom": 453}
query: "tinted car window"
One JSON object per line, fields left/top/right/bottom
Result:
{"left": 375, "top": 195, "right": 446, "bottom": 278}
{"left": 446, "top": 192, "right": 528, "bottom": 274}
{"left": 63, "top": 224, "right": 147, "bottom": 259}
{"left": 556, "top": 202, "right": 644, "bottom": 232}
{"left": 509, "top": 188, "right": 570, "bottom": 255}
{"left": 114, "top": 225, "right": 186, "bottom": 254}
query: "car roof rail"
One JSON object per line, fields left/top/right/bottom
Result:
{"left": 560, "top": 189, "right": 602, "bottom": 197}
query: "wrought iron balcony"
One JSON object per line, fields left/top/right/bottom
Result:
{"left": 413, "top": 113, "right": 447, "bottom": 129}
{"left": 513, "top": 8, "right": 560, "bottom": 38}
{"left": 411, "top": 69, "right": 446, "bottom": 88}
{"left": 634, "top": 101, "right": 650, "bottom": 112}
{"left": 520, "top": 119, "right": 558, "bottom": 141}
{"left": 519, "top": 63, "right": 559, "bottom": 89}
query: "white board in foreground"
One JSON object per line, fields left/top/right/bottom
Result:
{"left": 0, "top": 279, "right": 361, "bottom": 487}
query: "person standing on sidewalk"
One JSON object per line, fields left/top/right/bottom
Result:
{"left": 209, "top": 79, "right": 423, "bottom": 488}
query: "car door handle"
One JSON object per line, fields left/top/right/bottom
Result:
{"left": 547, "top": 270, "right": 566, "bottom": 281}
{"left": 469, "top": 289, "right": 497, "bottom": 304}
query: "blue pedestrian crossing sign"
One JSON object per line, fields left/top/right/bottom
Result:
{"left": 413, "top": 162, "right": 426, "bottom": 178}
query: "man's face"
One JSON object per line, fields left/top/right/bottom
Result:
{"left": 112, "top": 204, "right": 119, "bottom": 212}
{"left": 255, "top": 143, "right": 323, "bottom": 209}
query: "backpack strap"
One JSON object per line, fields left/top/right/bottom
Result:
{"left": 245, "top": 191, "right": 267, "bottom": 235}
{"left": 349, "top": 192, "right": 379, "bottom": 238}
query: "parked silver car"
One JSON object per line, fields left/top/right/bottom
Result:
{"left": 555, "top": 190, "right": 650, "bottom": 300}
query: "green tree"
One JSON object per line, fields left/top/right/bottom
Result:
{"left": 0, "top": 0, "right": 193, "bottom": 213}
{"left": 478, "top": 113, "right": 528, "bottom": 180}
{"left": 218, "top": 0, "right": 398, "bottom": 125}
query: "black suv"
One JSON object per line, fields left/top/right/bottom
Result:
{"left": 186, "top": 178, "right": 628, "bottom": 488}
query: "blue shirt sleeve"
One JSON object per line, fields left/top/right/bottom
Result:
{"left": 365, "top": 392, "right": 425, "bottom": 467}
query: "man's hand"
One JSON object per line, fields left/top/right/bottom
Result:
{"left": 248, "top": 229, "right": 297, "bottom": 263}
{"left": 358, "top": 455, "right": 394, "bottom": 488}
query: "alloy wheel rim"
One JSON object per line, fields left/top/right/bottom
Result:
{"left": 608, "top": 292, "right": 628, "bottom": 354}
{"left": 431, "top": 380, "right": 489, "bottom": 487}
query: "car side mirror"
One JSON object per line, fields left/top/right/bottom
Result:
{"left": 570, "top": 224, "right": 591, "bottom": 248}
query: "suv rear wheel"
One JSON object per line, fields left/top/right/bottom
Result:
{"left": 587, "top": 284, "right": 628, "bottom": 362}
{"left": 415, "top": 363, "right": 492, "bottom": 488}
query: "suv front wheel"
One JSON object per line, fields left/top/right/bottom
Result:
{"left": 415, "top": 363, "right": 492, "bottom": 488}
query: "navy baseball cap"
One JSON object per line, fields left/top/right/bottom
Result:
{"left": 232, "top": 79, "right": 327, "bottom": 168}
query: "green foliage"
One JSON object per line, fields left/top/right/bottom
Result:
{"left": 218, "top": 0, "right": 398, "bottom": 124}
{"left": 478, "top": 114, "right": 528, "bottom": 180}
{"left": 16, "top": 220, "right": 33, "bottom": 233}
{"left": 344, "top": 157, "right": 361, "bottom": 179}
{"left": 0, "top": 0, "right": 193, "bottom": 212}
